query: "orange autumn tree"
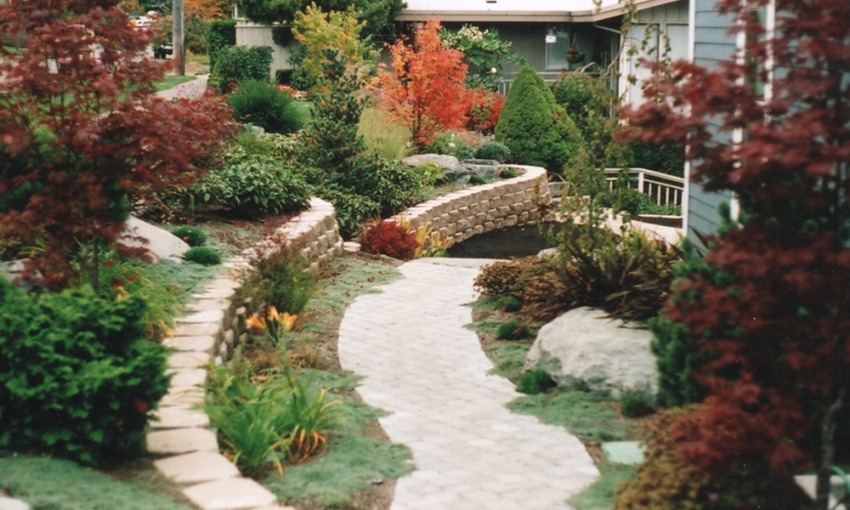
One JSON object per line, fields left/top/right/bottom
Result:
{"left": 376, "top": 19, "right": 472, "bottom": 149}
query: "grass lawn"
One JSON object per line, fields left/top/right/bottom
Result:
{"left": 153, "top": 74, "right": 196, "bottom": 92}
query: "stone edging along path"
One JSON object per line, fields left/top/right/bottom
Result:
{"left": 145, "top": 169, "right": 550, "bottom": 510}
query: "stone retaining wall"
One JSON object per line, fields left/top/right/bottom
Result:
{"left": 147, "top": 197, "right": 342, "bottom": 510}
{"left": 391, "top": 166, "right": 551, "bottom": 244}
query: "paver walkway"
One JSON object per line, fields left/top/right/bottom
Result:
{"left": 338, "top": 258, "right": 599, "bottom": 510}
{"left": 157, "top": 74, "right": 210, "bottom": 100}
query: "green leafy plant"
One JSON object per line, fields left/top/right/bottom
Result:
{"left": 495, "top": 66, "right": 581, "bottom": 173}
{"left": 441, "top": 24, "right": 523, "bottom": 91}
{"left": 427, "top": 132, "right": 474, "bottom": 160}
{"left": 474, "top": 141, "right": 511, "bottom": 162}
{"left": 170, "top": 226, "right": 207, "bottom": 247}
{"left": 494, "top": 295, "right": 523, "bottom": 312}
{"left": 186, "top": 155, "right": 312, "bottom": 218}
{"left": 516, "top": 369, "right": 557, "bottom": 395}
{"left": 227, "top": 80, "right": 309, "bottom": 135}
{"left": 213, "top": 45, "right": 273, "bottom": 92}
{"left": 499, "top": 167, "right": 519, "bottom": 179}
{"left": 358, "top": 220, "right": 419, "bottom": 261}
{"left": 0, "top": 278, "right": 170, "bottom": 466}
{"left": 183, "top": 246, "right": 221, "bottom": 266}
{"left": 413, "top": 163, "right": 446, "bottom": 187}
{"left": 239, "top": 242, "right": 317, "bottom": 315}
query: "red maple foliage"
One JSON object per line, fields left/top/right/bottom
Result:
{"left": 375, "top": 19, "right": 473, "bottom": 149}
{"left": 358, "top": 220, "right": 418, "bottom": 261}
{"left": 0, "top": 0, "right": 235, "bottom": 290}
{"left": 624, "top": 0, "right": 850, "bottom": 506}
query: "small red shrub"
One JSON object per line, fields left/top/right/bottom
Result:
{"left": 359, "top": 221, "right": 419, "bottom": 261}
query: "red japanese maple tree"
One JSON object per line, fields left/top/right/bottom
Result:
{"left": 375, "top": 18, "right": 473, "bottom": 149}
{"left": 625, "top": 0, "right": 850, "bottom": 506}
{"left": 0, "top": 0, "right": 234, "bottom": 290}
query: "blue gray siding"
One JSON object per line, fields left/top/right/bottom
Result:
{"left": 686, "top": 0, "right": 735, "bottom": 241}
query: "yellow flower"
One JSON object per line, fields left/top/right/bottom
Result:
{"left": 279, "top": 312, "right": 298, "bottom": 332}
{"left": 245, "top": 313, "right": 266, "bottom": 332}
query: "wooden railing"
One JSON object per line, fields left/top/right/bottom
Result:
{"left": 603, "top": 168, "right": 685, "bottom": 208}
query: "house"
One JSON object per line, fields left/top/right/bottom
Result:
{"left": 235, "top": 0, "right": 689, "bottom": 99}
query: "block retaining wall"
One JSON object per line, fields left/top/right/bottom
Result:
{"left": 391, "top": 166, "right": 551, "bottom": 244}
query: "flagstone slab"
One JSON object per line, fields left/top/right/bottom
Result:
{"left": 151, "top": 406, "right": 210, "bottom": 429}
{"left": 183, "top": 478, "right": 277, "bottom": 510}
{"left": 147, "top": 428, "right": 218, "bottom": 455}
{"left": 168, "top": 351, "right": 209, "bottom": 369}
{"left": 154, "top": 452, "right": 239, "bottom": 484}
{"left": 163, "top": 335, "right": 216, "bottom": 353}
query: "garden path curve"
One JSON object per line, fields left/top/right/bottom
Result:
{"left": 338, "top": 258, "right": 599, "bottom": 510}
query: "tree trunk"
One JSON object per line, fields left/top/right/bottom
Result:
{"left": 816, "top": 390, "right": 844, "bottom": 509}
{"left": 172, "top": 0, "right": 185, "bottom": 76}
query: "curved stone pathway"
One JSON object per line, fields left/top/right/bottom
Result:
{"left": 338, "top": 258, "right": 598, "bottom": 510}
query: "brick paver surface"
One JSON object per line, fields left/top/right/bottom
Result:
{"left": 338, "top": 258, "right": 598, "bottom": 510}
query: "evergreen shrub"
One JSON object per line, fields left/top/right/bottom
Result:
{"left": 227, "top": 79, "right": 308, "bottom": 135}
{"left": 0, "top": 279, "right": 170, "bottom": 466}
{"left": 474, "top": 141, "right": 511, "bottom": 162}
{"left": 517, "top": 369, "right": 557, "bottom": 395}
{"left": 183, "top": 246, "right": 221, "bottom": 266}
{"left": 214, "top": 46, "right": 273, "bottom": 92}
{"left": 170, "top": 226, "right": 207, "bottom": 247}
{"left": 207, "top": 19, "right": 236, "bottom": 71}
{"left": 495, "top": 66, "right": 581, "bottom": 173}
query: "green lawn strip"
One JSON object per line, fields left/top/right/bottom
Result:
{"left": 153, "top": 74, "right": 196, "bottom": 92}
{"left": 567, "top": 463, "right": 637, "bottom": 510}
{"left": 0, "top": 455, "right": 192, "bottom": 510}
{"left": 263, "top": 435, "right": 413, "bottom": 507}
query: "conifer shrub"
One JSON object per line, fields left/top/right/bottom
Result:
{"left": 474, "top": 259, "right": 529, "bottom": 297}
{"left": 170, "top": 226, "right": 207, "bottom": 247}
{"left": 359, "top": 220, "right": 419, "bottom": 261}
{"left": 474, "top": 141, "right": 511, "bottom": 162}
{"left": 495, "top": 66, "right": 581, "bottom": 173}
{"left": 496, "top": 318, "right": 530, "bottom": 340}
{"left": 516, "top": 369, "right": 557, "bottom": 395}
{"left": 0, "top": 278, "right": 170, "bottom": 466}
{"left": 183, "top": 246, "right": 221, "bottom": 266}
{"left": 208, "top": 19, "right": 236, "bottom": 71}
{"left": 227, "top": 79, "right": 309, "bottom": 135}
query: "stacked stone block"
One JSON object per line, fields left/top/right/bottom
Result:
{"left": 391, "top": 166, "right": 551, "bottom": 244}
{"left": 146, "top": 197, "right": 343, "bottom": 510}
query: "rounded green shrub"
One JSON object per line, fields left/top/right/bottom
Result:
{"left": 214, "top": 45, "right": 273, "bottom": 92}
{"left": 495, "top": 295, "right": 523, "bottom": 312}
{"left": 227, "top": 79, "right": 309, "bottom": 135}
{"left": 496, "top": 318, "right": 530, "bottom": 340}
{"left": 427, "top": 133, "right": 474, "bottom": 160}
{"left": 0, "top": 278, "right": 170, "bottom": 466}
{"left": 183, "top": 246, "right": 221, "bottom": 266}
{"left": 495, "top": 66, "right": 581, "bottom": 173}
{"left": 517, "top": 369, "right": 557, "bottom": 395}
{"left": 188, "top": 155, "right": 312, "bottom": 218}
{"left": 474, "top": 141, "right": 511, "bottom": 162}
{"left": 170, "top": 225, "right": 207, "bottom": 247}
{"left": 620, "top": 389, "right": 656, "bottom": 418}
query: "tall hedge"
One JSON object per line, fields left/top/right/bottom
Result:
{"left": 213, "top": 45, "right": 273, "bottom": 92}
{"left": 0, "top": 279, "right": 170, "bottom": 466}
{"left": 495, "top": 66, "right": 581, "bottom": 173}
{"left": 208, "top": 19, "right": 237, "bottom": 71}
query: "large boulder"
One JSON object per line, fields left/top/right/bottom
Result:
{"left": 462, "top": 159, "right": 501, "bottom": 181}
{"left": 121, "top": 216, "right": 190, "bottom": 262}
{"left": 402, "top": 154, "right": 470, "bottom": 184}
{"left": 524, "top": 307, "right": 658, "bottom": 398}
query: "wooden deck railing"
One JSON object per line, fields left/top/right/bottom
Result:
{"left": 603, "top": 168, "right": 685, "bottom": 207}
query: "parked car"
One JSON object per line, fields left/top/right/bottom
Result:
{"left": 153, "top": 44, "right": 173, "bottom": 59}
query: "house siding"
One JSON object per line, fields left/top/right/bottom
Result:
{"left": 685, "top": 0, "right": 735, "bottom": 241}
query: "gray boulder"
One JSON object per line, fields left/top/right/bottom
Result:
{"left": 462, "top": 159, "right": 501, "bottom": 181}
{"left": 121, "top": 216, "right": 190, "bottom": 262}
{"left": 524, "top": 307, "right": 658, "bottom": 398}
{"left": 402, "top": 154, "right": 470, "bottom": 184}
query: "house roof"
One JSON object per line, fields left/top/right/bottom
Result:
{"left": 397, "top": 0, "right": 680, "bottom": 23}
